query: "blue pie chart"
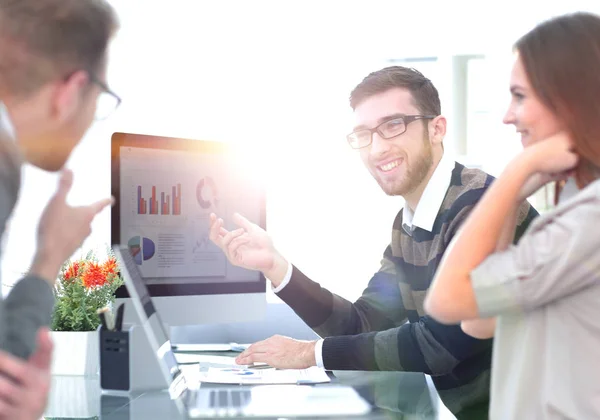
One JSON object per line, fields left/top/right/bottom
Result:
{"left": 128, "top": 236, "right": 155, "bottom": 265}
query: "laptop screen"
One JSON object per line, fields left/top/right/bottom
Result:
{"left": 114, "top": 245, "right": 187, "bottom": 397}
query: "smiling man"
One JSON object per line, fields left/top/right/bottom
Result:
{"left": 210, "top": 66, "right": 538, "bottom": 416}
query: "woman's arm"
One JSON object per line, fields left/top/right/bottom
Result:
{"left": 458, "top": 206, "right": 519, "bottom": 338}
{"left": 425, "top": 134, "right": 577, "bottom": 324}
{"left": 424, "top": 159, "right": 531, "bottom": 322}
{"left": 461, "top": 318, "right": 496, "bottom": 339}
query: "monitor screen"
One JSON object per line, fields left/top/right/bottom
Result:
{"left": 111, "top": 132, "right": 266, "bottom": 298}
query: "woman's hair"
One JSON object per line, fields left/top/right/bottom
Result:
{"left": 516, "top": 12, "right": 600, "bottom": 190}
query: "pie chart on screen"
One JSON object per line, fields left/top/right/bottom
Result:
{"left": 128, "top": 236, "right": 155, "bottom": 265}
{"left": 196, "top": 176, "right": 219, "bottom": 210}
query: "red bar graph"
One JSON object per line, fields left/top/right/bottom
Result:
{"left": 137, "top": 186, "right": 147, "bottom": 215}
{"left": 137, "top": 184, "right": 181, "bottom": 216}
{"left": 150, "top": 187, "right": 159, "bottom": 215}
{"left": 161, "top": 193, "right": 171, "bottom": 215}
{"left": 172, "top": 184, "right": 181, "bottom": 215}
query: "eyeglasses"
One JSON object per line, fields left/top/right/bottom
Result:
{"left": 89, "top": 73, "right": 122, "bottom": 121}
{"left": 346, "top": 115, "right": 436, "bottom": 149}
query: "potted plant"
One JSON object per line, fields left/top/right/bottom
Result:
{"left": 50, "top": 248, "right": 123, "bottom": 376}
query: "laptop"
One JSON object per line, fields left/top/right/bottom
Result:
{"left": 113, "top": 245, "right": 372, "bottom": 418}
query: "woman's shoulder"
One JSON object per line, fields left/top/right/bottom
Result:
{"left": 560, "top": 178, "right": 600, "bottom": 207}
{"left": 531, "top": 178, "right": 600, "bottom": 230}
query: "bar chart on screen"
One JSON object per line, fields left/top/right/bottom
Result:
{"left": 137, "top": 184, "right": 182, "bottom": 215}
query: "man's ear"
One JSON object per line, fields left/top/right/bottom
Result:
{"left": 51, "top": 70, "right": 89, "bottom": 123}
{"left": 429, "top": 115, "right": 447, "bottom": 146}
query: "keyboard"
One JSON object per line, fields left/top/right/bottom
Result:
{"left": 189, "top": 388, "right": 252, "bottom": 417}
{"left": 208, "top": 389, "right": 252, "bottom": 409}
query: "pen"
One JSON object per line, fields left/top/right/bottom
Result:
{"left": 97, "top": 307, "right": 109, "bottom": 330}
{"left": 114, "top": 303, "right": 124, "bottom": 331}
{"left": 247, "top": 364, "right": 273, "bottom": 370}
{"left": 105, "top": 308, "right": 115, "bottom": 331}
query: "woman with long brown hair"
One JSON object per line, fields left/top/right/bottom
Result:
{"left": 425, "top": 12, "right": 600, "bottom": 419}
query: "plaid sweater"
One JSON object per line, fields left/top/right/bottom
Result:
{"left": 277, "top": 162, "right": 538, "bottom": 413}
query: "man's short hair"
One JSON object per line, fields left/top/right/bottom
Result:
{"left": 349, "top": 66, "right": 441, "bottom": 116}
{"left": 0, "top": 0, "right": 119, "bottom": 97}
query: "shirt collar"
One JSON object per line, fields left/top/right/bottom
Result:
{"left": 402, "top": 151, "right": 455, "bottom": 234}
{"left": 558, "top": 177, "right": 579, "bottom": 203}
{"left": 0, "top": 102, "right": 16, "bottom": 141}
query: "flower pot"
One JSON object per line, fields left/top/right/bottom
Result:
{"left": 44, "top": 376, "right": 100, "bottom": 418}
{"left": 50, "top": 331, "right": 99, "bottom": 376}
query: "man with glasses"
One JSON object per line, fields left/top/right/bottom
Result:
{"left": 210, "top": 66, "right": 538, "bottom": 416}
{"left": 0, "top": 1, "right": 119, "bottom": 418}
{"left": 89, "top": 73, "right": 122, "bottom": 121}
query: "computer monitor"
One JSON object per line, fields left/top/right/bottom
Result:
{"left": 111, "top": 132, "right": 266, "bottom": 335}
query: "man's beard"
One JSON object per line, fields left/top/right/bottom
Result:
{"left": 377, "top": 134, "right": 434, "bottom": 197}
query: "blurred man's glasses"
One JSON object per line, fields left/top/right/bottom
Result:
{"left": 89, "top": 74, "right": 121, "bottom": 121}
{"left": 346, "top": 115, "right": 436, "bottom": 149}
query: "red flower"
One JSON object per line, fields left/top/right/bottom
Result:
{"left": 81, "top": 262, "right": 108, "bottom": 289}
{"left": 63, "top": 262, "right": 81, "bottom": 282}
{"left": 102, "top": 258, "right": 118, "bottom": 277}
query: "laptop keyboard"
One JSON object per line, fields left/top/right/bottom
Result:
{"left": 209, "top": 389, "right": 251, "bottom": 409}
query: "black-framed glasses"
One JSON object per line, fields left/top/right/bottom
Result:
{"left": 346, "top": 115, "right": 436, "bottom": 149}
{"left": 89, "top": 73, "right": 122, "bottom": 121}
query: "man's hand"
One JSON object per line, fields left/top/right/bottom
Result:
{"left": 0, "top": 328, "right": 53, "bottom": 420}
{"left": 235, "top": 335, "right": 317, "bottom": 369}
{"left": 209, "top": 212, "right": 288, "bottom": 286}
{"left": 31, "top": 169, "right": 114, "bottom": 283}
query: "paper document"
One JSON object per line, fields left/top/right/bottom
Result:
{"left": 171, "top": 343, "right": 249, "bottom": 352}
{"left": 199, "top": 366, "right": 331, "bottom": 385}
{"left": 174, "top": 353, "right": 267, "bottom": 369}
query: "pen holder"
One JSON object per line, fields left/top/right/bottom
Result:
{"left": 99, "top": 324, "right": 169, "bottom": 394}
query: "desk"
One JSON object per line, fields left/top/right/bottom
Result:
{"left": 44, "top": 350, "right": 465, "bottom": 419}
{"left": 44, "top": 370, "right": 461, "bottom": 419}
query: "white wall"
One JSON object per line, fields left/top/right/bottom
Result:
{"left": 3, "top": 0, "right": 600, "bottom": 299}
